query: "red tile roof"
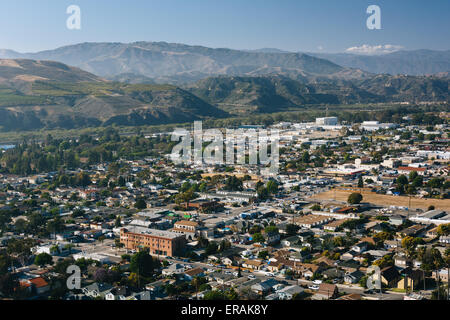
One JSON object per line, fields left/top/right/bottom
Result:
{"left": 29, "top": 277, "right": 49, "bottom": 288}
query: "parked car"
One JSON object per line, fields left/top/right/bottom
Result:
{"left": 308, "top": 285, "right": 320, "bottom": 290}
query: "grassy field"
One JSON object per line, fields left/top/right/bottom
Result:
{"left": 310, "top": 189, "right": 450, "bottom": 211}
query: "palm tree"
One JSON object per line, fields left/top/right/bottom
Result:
{"left": 420, "top": 248, "right": 444, "bottom": 299}
{"left": 444, "top": 249, "right": 450, "bottom": 300}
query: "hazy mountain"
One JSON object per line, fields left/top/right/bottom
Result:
{"left": 108, "top": 73, "right": 156, "bottom": 84}
{"left": 0, "top": 42, "right": 370, "bottom": 84}
{"left": 0, "top": 59, "right": 227, "bottom": 131}
{"left": 244, "top": 48, "right": 292, "bottom": 54}
{"left": 309, "top": 50, "right": 450, "bottom": 75}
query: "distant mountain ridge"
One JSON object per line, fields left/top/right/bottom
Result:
{"left": 1, "top": 43, "right": 448, "bottom": 83}
{"left": 0, "top": 41, "right": 370, "bottom": 84}
{"left": 309, "top": 49, "right": 450, "bottom": 76}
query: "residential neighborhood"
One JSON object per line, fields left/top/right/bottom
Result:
{"left": 0, "top": 116, "right": 449, "bottom": 301}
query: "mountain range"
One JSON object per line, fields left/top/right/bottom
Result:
{"left": 0, "top": 41, "right": 447, "bottom": 132}
{"left": 309, "top": 50, "right": 450, "bottom": 76}
{"left": 0, "top": 42, "right": 371, "bottom": 84}
{"left": 1, "top": 42, "right": 449, "bottom": 84}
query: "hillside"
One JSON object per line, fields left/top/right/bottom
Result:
{"left": 187, "top": 75, "right": 449, "bottom": 114}
{"left": 0, "top": 59, "right": 227, "bottom": 131}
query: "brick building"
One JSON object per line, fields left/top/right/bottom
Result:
{"left": 120, "top": 226, "right": 186, "bottom": 257}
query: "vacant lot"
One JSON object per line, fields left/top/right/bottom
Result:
{"left": 310, "top": 189, "right": 450, "bottom": 211}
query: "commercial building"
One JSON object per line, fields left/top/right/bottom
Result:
{"left": 316, "top": 117, "right": 338, "bottom": 126}
{"left": 120, "top": 226, "right": 186, "bottom": 257}
{"left": 171, "top": 220, "right": 199, "bottom": 239}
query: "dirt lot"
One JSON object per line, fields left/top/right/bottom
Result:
{"left": 310, "top": 189, "right": 450, "bottom": 211}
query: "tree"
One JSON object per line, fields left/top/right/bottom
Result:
{"left": 134, "top": 198, "right": 147, "bottom": 210}
{"left": 286, "top": 224, "right": 300, "bottom": 236}
{"left": 257, "top": 186, "right": 269, "bottom": 200}
{"left": 409, "top": 171, "right": 418, "bottom": 182}
{"left": 264, "top": 225, "right": 279, "bottom": 235}
{"left": 373, "top": 255, "right": 394, "bottom": 269}
{"left": 118, "top": 176, "right": 126, "bottom": 187}
{"left": 419, "top": 248, "right": 444, "bottom": 299}
{"left": 114, "top": 216, "right": 122, "bottom": 228}
{"left": 436, "top": 224, "right": 450, "bottom": 236}
{"left": 0, "top": 274, "right": 18, "bottom": 297}
{"left": 205, "top": 242, "right": 219, "bottom": 255}
{"left": 396, "top": 175, "right": 409, "bottom": 186}
{"left": 266, "top": 180, "right": 279, "bottom": 194}
{"left": 252, "top": 233, "right": 264, "bottom": 243}
{"left": 34, "top": 253, "right": 53, "bottom": 267}
{"left": 224, "top": 176, "right": 243, "bottom": 192}
{"left": 347, "top": 193, "right": 363, "bottom": 204}
{"left": 301, "top": 151, "right": 310, "bottom": 163}
{"left": 358, "top": 176, "right": 364, "bottom": 188}
{"left": 401, "top": 236, "right": 419, "bottom": 258}
{"left": 130, "top": 251, "right": 156, "bottom": 279}
{"left": 203, "top": 290, "right": 226, "bottom": 300}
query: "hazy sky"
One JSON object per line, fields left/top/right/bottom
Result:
{"left": 0, "top": 0, "right": 449, "bottom": 53}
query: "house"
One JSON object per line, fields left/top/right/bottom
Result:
{"left": 183, "top": 267, "right": 205, "bottom": 280}
{"left": 105, "top": 286, "right": 128, "bottom": 300}
{"left": 384, "top": 240, "right": 399, "bottom": 250}
{"left": 161, "top": 263, "right": 185, "bottom": 276}
{"left": 312, "top": 283, "right": 338, "bottom": 300}
{"left": 351, "top": 241, "right": 369, "bottom": 253}
{"left": 394, "top": 255, "right": 411, "bottom": 268}
{"left": 297, "top": 230, "right": 314, "bottom": 242}
{"left": 267, "top": 262, "right": 284, "bottom": 273}
{"left": 397, "top": 267, "right": 424, "bottom": 291}
{"left": 207, "top": 272, "right": 235, "bottom": 285}
{"left": 145, "top": 279, "right": 175, "bottom": 296}
{"left": 337, "top": 259, "right": 360, "bottom": 273}
{"left": 322, "top": 268, "right": 345, "bottom": 280}
{"left": 291, "top": 263, "right": 322, "bottom": 278}
{"left": 20, "top": 277, "right": 50, "bottom": 295}
{"left": 389, "top": 215, "right": 405, "bottom": 226}
{"left": 82, "top": 283, "right": 113, "bottom": 298}
{"left": 281, "top": 236, "right": 299, "bottom": 247}
{"left": 344, "top": 270, "right": 364, "bottom": 284}
{"left": 341, "top": 250, "right": 359, "bottom": 261}
{"left": 251, "top": 279, "right": 278, "bottom": 295}
{"left": 277, "top": 285, "right": 304, "bottom": 300}
{"left": 380, "top": 266, "right": 401, "bottom": 288}
{"left": 397, "top": 224, "right": 427, "bottom": 238}
{"left": 242, "top": 259, "right": 263, "bottom": 271}
{"left": 266, "top": 232, "right": 280, "bottom": 245}
{"left": 127, "top": 291, "right": 153, "bottom": 300}
{"left": 314, "top": 256, "right": 336, "bottom": 268}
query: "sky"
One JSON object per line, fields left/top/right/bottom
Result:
{"left": 0, "top": 0, "right": 449, "bottom": 54}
